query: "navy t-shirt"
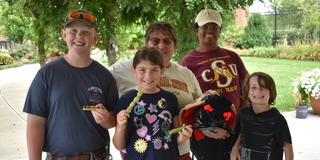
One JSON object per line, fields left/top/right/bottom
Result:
{"left": 23, "top": 57, "right": 119, "bottom": 155}
{"left": 114, "top": 89, "right": 180, "bottom": 160}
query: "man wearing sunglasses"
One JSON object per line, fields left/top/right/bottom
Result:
{"left": 24, "top": 9, "right": 118, "bottom": 160}
{"left": 109, "top": 22, "right": 202, "bottom": 160}
{"left": 180, "top": 9, "right": 249, "bottom": 160}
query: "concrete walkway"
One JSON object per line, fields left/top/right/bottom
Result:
{"left": 0, "top": 64, "right": 319, "bottom": 160}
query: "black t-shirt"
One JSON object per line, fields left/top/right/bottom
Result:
{"left": 237, "top": 107, "right": 292, "bottom": 160}
{"left": 23, "top": 58, "right": 119, "bottom": 155}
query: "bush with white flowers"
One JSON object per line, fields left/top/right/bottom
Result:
{"left": 294, "top": 68, "right": 320, "bottom": 101}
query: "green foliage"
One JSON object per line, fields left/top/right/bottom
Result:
{"left": 294, "top": 0, "right": 320, "bottom": 36}
{"left": 220, "top": 24, "right": 244, "bottom": 48}
{"left": 266, "top": 1, "right": 303, "bottom": 31}
{"left": 0, "top": 54, "right": 15, "bottom": 65}
{"left": 0, "top": 2, "right": 32, "bottom": 43}
{"left": 240, "top": 13, "right": 273, "bottom": 49}
{"left": 19, "top": 57, "right": 31, "bottom": 64}
{"left": 268, "top": 0, "right": 320, "bottom": 45}
{"left": 9, "top": 44, "right": 36, "bottom": 58}
{"left": 116, "top": 24, "right": 144, "bottom": 60}
{"left": 243, "top": 47, "right": 280, "bottom": 58}
{"left": 288, "top": 45, "right": 320, "bottom": 60}
{"left": 241, "top": 45, "right": 320, "bottom": 61}
{"left": 116, "top": 0, "right": 254, "bottom": 62}
{"left": 0, "top": 62, "right": 22, "bottom": 70}
{"left": 1, "top": 0, "right": 254, "bottom": 66}
{"left": 293, "top": 77, "right": 309, "bottom": 106}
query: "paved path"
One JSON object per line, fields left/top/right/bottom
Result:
{"left": 282, "top": 111, "right": 320, "bottom": 160}
{"left": 0, "top": 64, "right": 319, "bottom": 160}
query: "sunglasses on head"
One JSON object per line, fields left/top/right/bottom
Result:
{"left": 67, "top": 11, "right": 96, "bottom": 23}
{"left": 149, "top": 38, "right": 173, "bottom": 46}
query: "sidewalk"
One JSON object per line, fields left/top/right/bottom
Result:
{"left": 282, "top": 111, "right": 320, "bottom": 160}
{"left": 0, "top": 64, "right": 319, "bottom": 160}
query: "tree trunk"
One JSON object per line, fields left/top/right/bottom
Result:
{"left": 106, "top": 36, "right": 117, "bottom": 66}
{"left": 35, "top": 24, "right": 46, "bottom": 66}
{"left": 25, "top": 5, "right": 46, "bottom": 66}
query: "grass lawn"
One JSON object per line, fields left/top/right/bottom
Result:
{"left": 241, "top": 56, "right": 320, "bottom": 111}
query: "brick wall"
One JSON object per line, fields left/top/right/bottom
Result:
{"left": 235, "top": 8, "right": 248, "bottom": 27}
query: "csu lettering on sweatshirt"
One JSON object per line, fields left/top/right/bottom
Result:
{"left": 200, "top": 60, "right": 238, "bottom": 88}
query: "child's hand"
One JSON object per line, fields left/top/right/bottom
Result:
{"left": 92, "top": 104, "right": 115, "bottom": 128}
{"left": 177, "top": 125, "right": 193, "bottom": 145}
{"left": 116, "top": 109, "right": 130, "bottom": 129}
{"left": 202, "top": 128, "right": 229, "bottom": 139}
{"left": 113, "top": 109, "right": 130, "bottom": 151}
{"left": 230, "top": 146, "right": 240, "bottom": 160}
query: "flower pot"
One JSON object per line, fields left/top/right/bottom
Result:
{"left": 310, "top": 96, "right": 320, "bottom": 114}
{"left": 296, "top": 105, "right": 308, "bottom": 119}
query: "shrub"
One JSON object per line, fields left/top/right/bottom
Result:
{"left": 243, "top": 47, "right": 280, "bottom": 58}
{"left": 220, "top": 25, "right": 244, "bottom": 48}
{"left": 0, "top": 54, "right": 15, "bottom": 65}
{"left": 20, "top": 58, "right": 31, "bottom": 64}
{"left": 9, "top": 44, "right": 36, "bottom": 59}
{"left": 287, "top": 45, "right": 320, "bottom": 60}
{"left": 240, "top": 13, "right": 273, "bottom": 49}
{"left": 242, "top": 45, "right": 320, "bottom": 61}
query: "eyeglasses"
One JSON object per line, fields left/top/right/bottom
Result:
{"left": 149, "top": 38, "right": 173, "bottom": 46}
{"left": 199, "top": 24, "right": 220, "bottom": 31}
{"left": 67, "top": 11, "right": 96, "bottom": 23}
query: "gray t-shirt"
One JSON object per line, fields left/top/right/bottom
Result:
{"left": 23, "top": 57, "right": 119, "bottom": 155}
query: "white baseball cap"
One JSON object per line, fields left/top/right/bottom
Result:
{"left": 195, "top": 9, "right": 222, "bottom": 27}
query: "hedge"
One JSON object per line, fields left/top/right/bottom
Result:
{"left": 239, "top": 45, "right": 320, "bottom": 61}
{"left": 0, "top": 54, "right": 15, "bottom": 65}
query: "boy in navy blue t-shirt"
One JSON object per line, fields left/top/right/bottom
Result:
{"left": 23, "top": 9, "right": 118, "bottom": 160}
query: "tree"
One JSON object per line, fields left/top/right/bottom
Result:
{"left": 116, "top": 24, "right": 145, "bottom": 60}
{"left": 290, "top": 0, "right": 320, "bottom": 43}
{"left": 270, "top": 0, "right": 320, "bottom": 45}
{"left": 0, "top": 2, "right": 32, "bottom": 43}
{"left": 23, "top": 0, "right": 68, "bottom": 66}
{"left": 2, "top": 0, "right": 254, "bottom": 65}
{"left": 240, "top": 13, "right": 273, "bottom": 48}
{"left": 79, "top": 0, "right": 120, "bottom": 66}
{"left": 117, "top": 0, "right": 254, "bottom": 61}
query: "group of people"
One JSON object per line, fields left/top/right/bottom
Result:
{"left": 23, "top": 8, "right": 293, "bottom": 160}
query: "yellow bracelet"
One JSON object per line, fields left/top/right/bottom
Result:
{"left": 82, "top": 105, "right": 104, "bottom": 111}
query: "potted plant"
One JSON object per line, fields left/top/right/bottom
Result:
{"left": 293, "top": 78, "right": 309, "bottom": 119}
{"left": 295, "top": 68, "right": 320, "bottom": 115}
